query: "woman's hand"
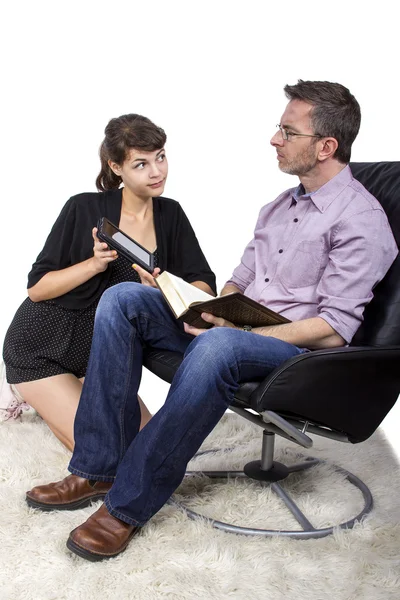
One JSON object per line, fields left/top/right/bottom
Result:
{"left": 133, "top": 263, "right": 161, "bottom": 287}
{"left": 91, "top": 227, "right": 118, "bottom": 273}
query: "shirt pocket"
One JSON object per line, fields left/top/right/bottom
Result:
{"left": 281, "top": 240, "right": 324, "bottom": 288}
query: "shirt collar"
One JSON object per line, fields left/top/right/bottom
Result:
{"left": 290, "top": 165, "right": 354, "bottom": 213}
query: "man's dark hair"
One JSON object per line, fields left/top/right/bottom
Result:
{"left": 284, "top": 80, "right": 361, "bottom": 163}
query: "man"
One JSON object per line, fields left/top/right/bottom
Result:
{"left": 26, "top": 80, "right": 398, "bottom": 561}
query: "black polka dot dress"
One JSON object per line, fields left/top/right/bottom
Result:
{"left": 2, "top": 251, "right": 159, "bottom": 384}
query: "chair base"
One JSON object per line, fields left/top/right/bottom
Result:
{"left": 243, "top": 459, "right": 290, "bottom": 482}
{"left": 171, "top": 457, "right": 373, "bottom": 539}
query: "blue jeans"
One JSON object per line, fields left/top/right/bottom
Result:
{"left": 69, "top": 283, "right": 305, "bottom": 526}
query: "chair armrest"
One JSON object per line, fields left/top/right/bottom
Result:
{"left": 248, "top": 345, "right": 400, "bottom": 443}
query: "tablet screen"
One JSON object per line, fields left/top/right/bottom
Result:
{"left": 112, "top": 232, "right": 151, "bottom": 266}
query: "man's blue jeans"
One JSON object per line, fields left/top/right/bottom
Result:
{"left": 69, "top": 283, "right": 305, "bottom": 526}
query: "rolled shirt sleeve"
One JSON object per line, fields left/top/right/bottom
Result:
{"left": 317, "top": 209, "right": 398, "bottom": 343}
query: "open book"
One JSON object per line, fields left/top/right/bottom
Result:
{"left": 155, "top": 271, "right": 290, "bottom": 329}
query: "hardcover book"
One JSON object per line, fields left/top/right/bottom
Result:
{"left": 155, "top": 272, "right": 290, "bottom": 329}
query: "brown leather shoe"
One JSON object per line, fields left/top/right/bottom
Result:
{"left": 66, "top": 503, "right": 140, "bottom": 561}
{"left": 26, "top": 474, "right": 113, "bottom": 511}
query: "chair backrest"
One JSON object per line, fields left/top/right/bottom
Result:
{"left": 349, "top": 162, "right": 400, "bottom": 347}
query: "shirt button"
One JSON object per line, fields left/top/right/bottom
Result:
{"left": 265, "top": 278, "right": 269, "bottom": 282}
{"left": 293, "top": 218, "right": 298, "bottom": 223}
{"left": 278, "top": 249, "right": 283, "bottom": 253}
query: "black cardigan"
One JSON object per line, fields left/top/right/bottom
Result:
{"left": 28, "top": 189, "right": 216, "bottom": 309}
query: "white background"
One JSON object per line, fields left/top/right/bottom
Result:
{"left": 1, "top": 1, "right": 399, "bottom": 456}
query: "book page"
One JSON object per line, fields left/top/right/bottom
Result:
{"left": 155, "top": 273, "right": 187, "bottom": 317}
{"left": 162, "top": 272, "right": 213, "bottom": 306}
{"left": 156, "top": 272, "right": 213, "bottom": 317}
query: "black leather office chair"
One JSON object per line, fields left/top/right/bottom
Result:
{"left": 143, "top": 162, "right": 400, "bottom": 539}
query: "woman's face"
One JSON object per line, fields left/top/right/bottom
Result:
{"left": 110, "top": 147, "right": 168, "bottom": 198}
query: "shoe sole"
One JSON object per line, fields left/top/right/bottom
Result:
{"left": 26, "top": 492, "right": 108, "bottom": 511}
{"left": 66, "top": 529, "right": 139, "bottom": 562}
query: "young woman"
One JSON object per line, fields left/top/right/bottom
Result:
{"left": 3, "top": 114, "right": 216, "bottom": 451}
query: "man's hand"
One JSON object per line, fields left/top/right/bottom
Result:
{"left": 184, "top": 312, "right": 236, "bottom": 336}
{"left": 132, "top": 263, "right": 161, "bottom": 287}
{"left": 183, "top": 311, "right": 346, "bottom": 348}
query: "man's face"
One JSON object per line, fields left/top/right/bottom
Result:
{"left": 271, "top": 100, "right": 321, "bottom": 176}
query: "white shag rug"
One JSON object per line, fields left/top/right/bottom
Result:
{"left": 0, "top": 410, "right": 400, "bottom": 600}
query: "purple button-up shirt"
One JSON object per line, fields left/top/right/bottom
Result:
{"left": 226, "top": 165, "right": 398, "bottom": 343}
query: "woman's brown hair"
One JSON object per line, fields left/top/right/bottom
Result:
{"left": 96, "top": 114, "right": 167, "bottom": 191}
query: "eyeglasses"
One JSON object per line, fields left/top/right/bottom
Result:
{"left": 276, "top": 124, "right": 322, "bottom": 141}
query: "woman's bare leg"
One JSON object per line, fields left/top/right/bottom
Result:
{"left": 138, "top": 395, "right": 152, "bottom": 428}
{"left": 16, "top": 375, "right": 152, "bottom": 452}
{"left": 15, "top": 374, "right": 81, "bottom": 451}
